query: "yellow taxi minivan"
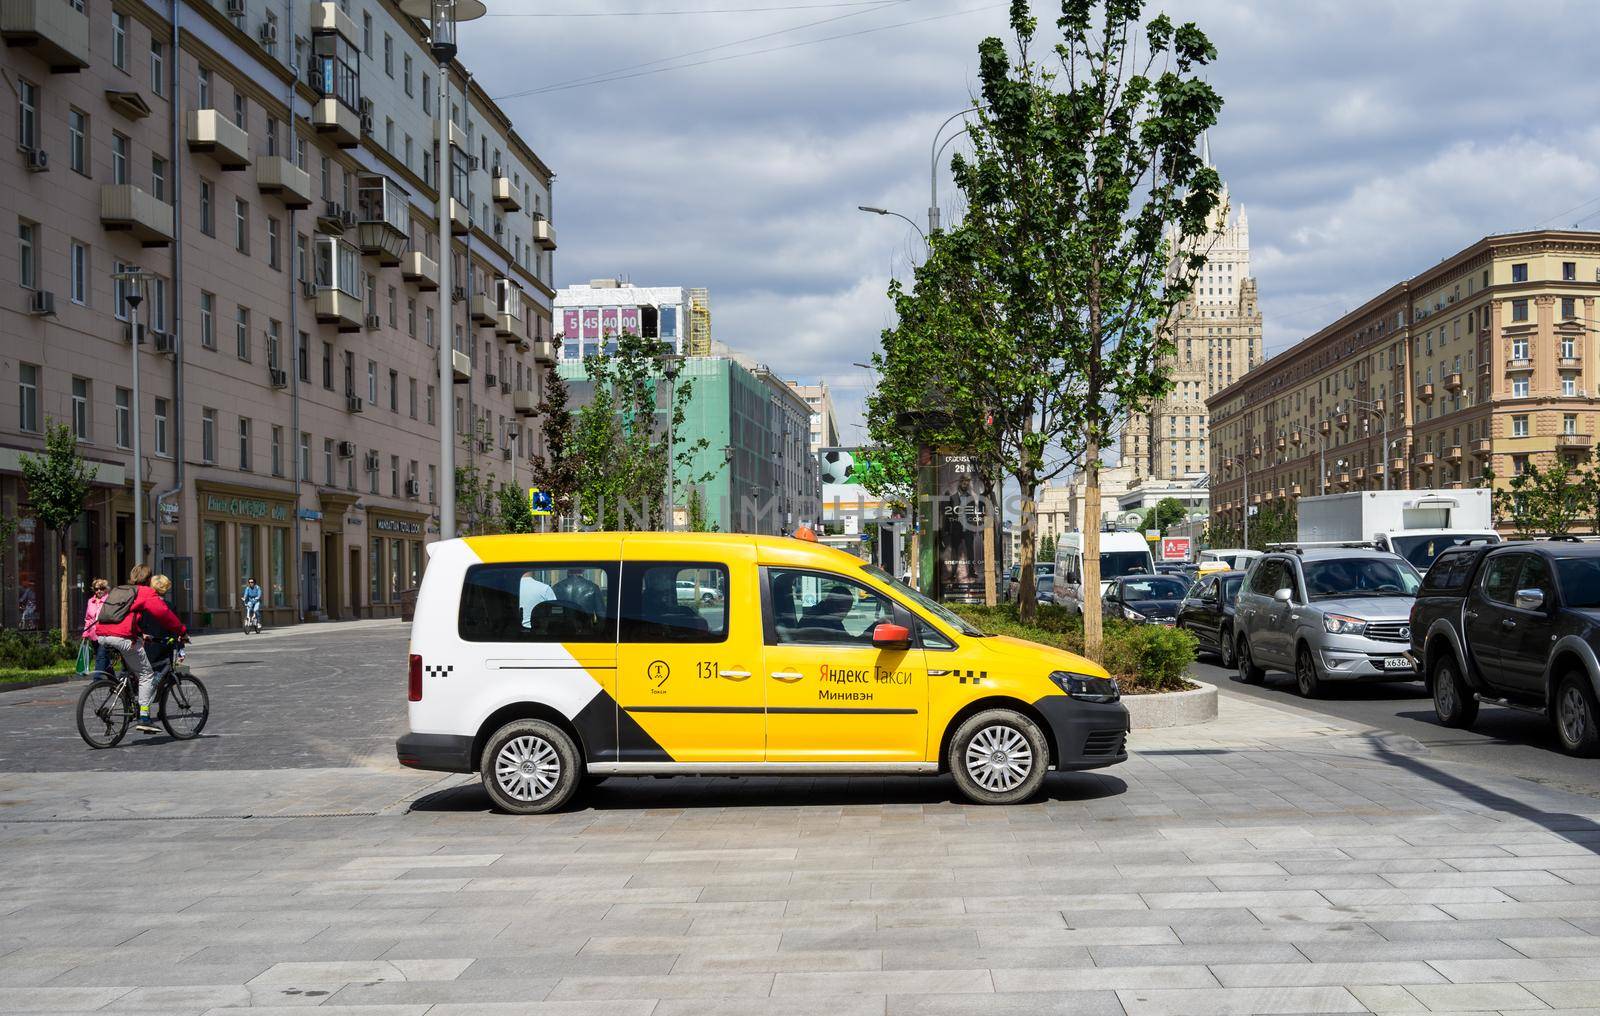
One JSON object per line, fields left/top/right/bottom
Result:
{"left": 397, "top": 533, "right": 1130, "bottom": 813}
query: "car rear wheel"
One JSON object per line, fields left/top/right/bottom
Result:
{"left": 1295, "top": 645, "right": 1323, "bottom": 698}
{"left": 949, "top": 709, "right": 1049, "bottom": 806}
{"left": 481, "top": 719, "right": 583, "bottom": 815}
{"left": 1237, "top": 634, "right": 1264, "bottom": 684}
{"left": 1431, "top": 656, "right": 1478, "bottom": 729}
{"left": 1554, "top": 672, "right": 1600, "bottom": 758}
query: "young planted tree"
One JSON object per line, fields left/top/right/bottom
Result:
{"left": 955, "top": 0, "right": 1223, "bottom": 652}
{"left": 19, "top": 421, "right": 97, "bottom": 645}
{"left": 529, "top": 337, "right": 583, "bottom": 527}
{"left": 1493, "top": 462, "right": 1589, "bottom": 539}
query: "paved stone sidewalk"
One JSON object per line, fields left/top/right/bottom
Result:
{"left": 2, "top": 695, "right": 1600, "bottom": 1015}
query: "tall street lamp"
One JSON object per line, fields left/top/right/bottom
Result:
{"left": 1221, "top": 450, "right": 1256, "bottom": 548}
{"left": 929, "top": 105, "right": 984, "bottom": 234}
{"left": 112, "top": 266, "right": 153, "bottom": 566}
{"left": 657, "top": 348, "right": 684, "bottom": 531}
{"left": 1339, "top": 396, "right": 1391, "bottom": 490}
{"left": 857, "top": 205, "right": 927, "bottom": 246}
{"left": 401, "top": 0, "right": 487, "bottom": 541}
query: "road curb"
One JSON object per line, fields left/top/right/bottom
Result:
{"left": 0, "top": 674, "right": 75, "bottom": 694}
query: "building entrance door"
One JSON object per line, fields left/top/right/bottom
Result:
{"left": 349, "top": 547, "right": 362, "bottom": 618}
{"left": 114, "top": 513, "right": 133, "bottom": 583}
{"left": 301, "top": 550, "right": 320, "bottom": 616}
{"left": 322, "top": 534, "right": 340, "bottom": 619}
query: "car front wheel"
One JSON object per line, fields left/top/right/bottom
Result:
{"left": 949, "top": 709, "right": 1050, "bottom": 806}
{"left": 1217, "top": 624, "right": 1236, "bottom": 669}
{"left": 481, "top": 719, "right": 583, "bottom": 815}
{"left": 1555, "top": 672, "right": 1600, "bottom": 758}
{"left": 1295, "top": 645, "right": 1323, "bottom": 698}
{"left": 1431, "top": 656, "right": 1478, "bottom": 729}
{"left": 1237, "top": 633, "right": 1264, "bottom": 684}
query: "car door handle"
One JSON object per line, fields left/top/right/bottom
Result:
{"left": 1464, "top": 610, "right": 1478, "bottom": 620}
{"left": 1501, "top": 618, "right": 1517, "bottom": 630}
{"left": 718, "top": 669, "right": 751, "bottom": 680}
{"left": 770, "top": 671, "right": 803, "bottom": 683}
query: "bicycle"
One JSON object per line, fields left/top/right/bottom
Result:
{"left": 242, "top": 600, "right": 262, "bottom": 634}
{"left": 76, "top": 637, "right": 209, "bottom": 749}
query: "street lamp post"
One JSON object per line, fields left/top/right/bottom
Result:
{"left": 1339, "top": 397, "right": 1391, "bottom": 490}
{"left": 1222, "top": 452, "right": 1252, "bottom": 548}
{"left": 657, "top": 348, "right": 683, "bottom": 531}
{"left": 401, "top": 0, "right": 487, "bottom": 541}
{"left": 857, "top": 205, "right": 927, "bottom": 246}
{"left": 929, "top": 105, "right": 984, "bottom": 234}
{"left": 112, "top": 266, "right": 152, "bottom": 566}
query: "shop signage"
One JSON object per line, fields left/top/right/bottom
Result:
{"left": 374, "top": 517, "right": 423, "bottom": 535}
{"left": 205, "top": 494, "right": 289, "bottom": 521}
{"left": 158, "top": 500, "right": 180, "bottom": 525}
{"left": 297, "top": 508, "right": 323, "bottom": 521}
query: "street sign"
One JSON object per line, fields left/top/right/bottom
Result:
{"left": 528, "top": 488, "right": 553, "bottom": 516}
{"left": 1160, "top": 536, "right": 1191, "bottom": 562}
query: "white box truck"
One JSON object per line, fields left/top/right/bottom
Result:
{"left": 1294, "top": 489, "right": 1500, "bottom": 570}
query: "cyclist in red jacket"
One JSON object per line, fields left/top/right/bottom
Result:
{"left": 96, "top": 564, "right": 188, "bottom": 734}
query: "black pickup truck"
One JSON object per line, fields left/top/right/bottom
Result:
{"left": 1410, "top": 541, "right": 1600, "bottom": 756}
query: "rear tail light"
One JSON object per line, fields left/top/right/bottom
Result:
{"left": 408, "top": 654, "right": 423, "bottom": 702}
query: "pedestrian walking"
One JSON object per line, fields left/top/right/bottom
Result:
{"left": 81, "top": 578, "right": 111, "bottom": 679}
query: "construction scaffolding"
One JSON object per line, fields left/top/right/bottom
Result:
{"left": 687, "top": 287, "right": 712, "bottom": 356}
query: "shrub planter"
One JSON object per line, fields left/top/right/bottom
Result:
{"left": 1122, "top": 679, "right": 1217, "bottom": 729}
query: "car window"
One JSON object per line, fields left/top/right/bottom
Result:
{"left": 1421, "top": 549, "right": 1479, "bottom": 594}
{"left": 1103, "top": 551, "right": 1151, "bottom": 579}
{"left": 1392, "top": 534, "right": 1496, "bottom": 571}
{"left": 918, "top": 619, "right": 955, "bottom": 651}
{"left": 1221, "top": 575, "right": 1242, "bottom": 602}
{"left": 1249, "top": 559, "right": 1282, "bottom": 595}
{"left": 1192, "top": 577, "right": 1214, "bottom": 600}
{"left": 619, "top": 562, "right": 728, "bottom": 644}
{"left": 458, "top": 562, "right": 618, "bottom": 643}
{"left": 1517, "top": 555, "right": 1555, "bottom": 602}
{"left": 1480, "top": 554, "right": 1522, "bottom": 606}
{"left": 1556, "top": 558, "right": 1600, "bottom": 608}
{"left": 1121, "top": 576, "right": 1187, "bottom": 600}
{"left": 1302, "top": 557, "right": 1420, "bottom": 599}
{"left": 767, "top": 568, "right": 895, "bottom": 646}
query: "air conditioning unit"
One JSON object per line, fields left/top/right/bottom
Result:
{"left": 500, "top": 381, "right": 510, "bottom": 395}
{"left": 363, "top": 451, "right": 380, "bottom": 471}
{"left": 152, "top": 331, "right": 177, "bottom": 354}
{"left": 359, "top": 96, "right": 373, "bottom": 118}
{"left": 301, "top": 278, "right": 318, "bottom": 298}
{"left": 336, "top": 440, "right": 356, "bottom": 458}
{"left": 485, "top": 373, "right": 497, "bottom": 387}
{"left": 360, "top": 113, "right": 373, "bottom": 136}
{"left": 339, "top": 210, "right": 357, "bottom": 230}
{"left": 364, "top": 313, "right": 381, "bottom": 329}
{"left": 451, "top": 286, "right": 466, "bottom": 303}
{"left": 257, "top": 20, "right": 277, "bottom": 46}
{"left": 24, "top": 148, "right": 48, "bottom": 173}
{"left": 225, "top": 0, "right": 246, "bottom": 18}
{"left": 27, "top": 290, "right": 55, "bottom": 316}
{"left": 269, "top": 368, "right": 288, "bottom": 389}
{"left": 318, "top": 202, "right": 345, "bottom": 233}
{"left": 346, "top": 394, "right": 364, "bottom": 413}
{"left": 405, "top": 478, "right": 420, "bottom": 497}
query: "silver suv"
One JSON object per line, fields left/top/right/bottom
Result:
{"left": 1235, "top": 548, "right": 1423, "bottom": 697}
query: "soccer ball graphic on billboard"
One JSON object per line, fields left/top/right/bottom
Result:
{"left": 819, "top": 447, "right": 859, "bottom": 486}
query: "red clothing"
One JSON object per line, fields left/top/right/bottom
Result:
{"left": 96, "top": 585, "right": 187, "bottom": 641}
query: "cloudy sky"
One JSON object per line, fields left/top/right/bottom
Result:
{"left": 465, "top": 0, "right": 1600, "bottom": 444}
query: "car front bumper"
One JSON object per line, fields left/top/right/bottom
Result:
{"left": 1318, "top": 633, "right": 1417, "bottom": 680}
{"left": 396, "top": 732, "right": 475, "bottom": 773}
{"left": 1032, "top": 696, "right": 1131, "bottom": 770}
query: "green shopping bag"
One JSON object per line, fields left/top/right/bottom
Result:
{"left": 75, "top": 640, "right": 92, "bottom": 676}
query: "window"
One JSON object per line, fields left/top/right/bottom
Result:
{"left": 154, "top": 397, "right": 169, "bottom": 455}
{"left": 151, "top": 156, "right": 167, "bottom": 200}
{"left": 17, "top": 221, "right": 36, "bottom": 289}
{"left": 458, "top": 563, "right": 618, "bottom": 642}
{"left": 238, "top": 417, "right": 251, "bottom": 470}
{"left": 1564, "top": 261, "right": 1578, "bottom": 282}
{"left": 407, "top": 297, "right": 416, "bottom": 337}
{"left": 362, "top": 11, "right": 372, "bottom": 54}
{"left": 766, "top": 568, "right": 894, "bottom": 646}
{"left": 267, "top": 319, "right": 282, "bottom": 370}
{"left": 199, "top": 291, "right": 216, "bottom": 349}
{"left": 235, "top": 198, "right": 249, "bottom": 253}
{"left": 150, "top": 40, "right": 165, "bottom": 96}
{"left": 112, "top": 387, "right": 132, "bottom": 448}
{"left": 199, "top": 180, "right": 214, "bottom": 235}
{"left": 70, "top": 377, "right": 89, "bottom": 440}
{"left": 387, "top": 285, "right": 397, "bottom": 327}
{"left": 1480, "top": 554, "right": 1522, "bottom": 604}
{"left": 1563, "top": 297, "right": 1576, "bottom": 319}
{"left": 383, "top": 34, "right": 393, "bottom": 76}
{"left": 1512, "top": 377, "right": 1529, "bottom": 399}
{"left": 323, "top": 438, "right": 335, "bottom": 485}
{"left": 198, "top": 67, "right": 212, "bottom": 109}
{"left": 111, "top": 132, "right": 129, "bottom": 185}
{"left": 367, "top": 359, "right": 377, "bottom": 403}
{"left": 112, "top": 11, "right": 127, "bottom": 70}
{"left": 426, "top": 384, "right": 435, "bottom": 424}
{"left": 17, "top": 78, "right": 37, "bottom": 150}
{"left": 323, "top": 342, "right": 334, "bottom": 390}
{"left": 403, "top": 53, "right": 412, "bottom": 95}
{"left": 388, "top": 369, "right": 398, "bottom": 412}
{"left": 1564, "top": 375, "right": 1577, "bottom": 397}
{"left": 299, "top": 431, "right": 311, "bottom": 480}
{"left": 235, "top": 306, "right": 250, "bottom": 360}
{"left": 408, "top": 377, "right": 417, "bottom": 419}
{"left": 68, "top": 108, "right": 87, "bottom": 173}
{"left": 262, "top": 10, "right": 278, "bottom": 57}
{"left": 1512, "top": 337, "right": 1528, "bottom": 360}
{"left": 271, "top": 425, "right": 284, "bottom": 476}
{"left": 298, "top": 331, "right": 311, "bottom": 383}
{"left": 1563, "top": 335, "right": 1576, "bottom": 359}
{"left": 232, "top": 92, "right": 246, "bottom": 131}
{"left": 1512, "top": 414, "right": 1529, "bottom": 438}
{"left": 1512, "top": 263, "right": 1528, "bottom": 283}
{"left": 18, "top": 363, "right": 39, "bottom": 432}
{"left": 422, "top": 74, "right": 431, "bottom": 113}
{"left": 202, "top": 408, "right": 217, "bottom": 463}
{"left": 1565, "top": 413, "right": 1579, "bottom": 435}
{"left": 1511, "top": 299, "right": 1528, "bottom": 323}
{"left": 390, "top": 454, "right": 399, "bottom": 496}
{"left": 619, "top": 562, "right": 730, "bottom": 644}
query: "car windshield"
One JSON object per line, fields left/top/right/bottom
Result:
{"left": 1302, "top": 558, "right": 1422, "bottom": 599}
{"left": 1557, "top": 558, "right": 1600, "bottom": 609}
{"left": 862, "top": 564, "right": 987, "bottom": 637}
{"left": 1120, "top": 576, "right": 1187, "bottom": 601}
{"left": 1390, "top": 533, "right": 1499, "bottom": 571}
{"left": 1102, "top": 550, "right": 1152, "bottom": 579}
{"left": 1036, "top": 575, "right": 1054, "bottom": 592}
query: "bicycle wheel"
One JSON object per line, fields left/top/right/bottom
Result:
{"left": 77, "top": 680, "right": 132, "bottom": 749}
{"left": 160, "top": 674, "right": 209, "bottom": 740}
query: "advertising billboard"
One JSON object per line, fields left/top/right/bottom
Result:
{"left": 620, "top": 306, "right": 640, "bottom": 335}
{"left": 1160, "top": 536, "right": 1192, "bottom": 562}
{"left": 562, "top": 309, "right": 580, "bottom": 340}
{"left": 936, "top": 452, "right": 993, "bottom": 603}
{"left": 581, "top": 309, "right": 599, "bottom": 340}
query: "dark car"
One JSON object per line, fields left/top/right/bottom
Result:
{"left": 1412, "top": 541, "right": 1600, "bottom": 756}
{"left": 1177, "top": 569, "right": 1245, "bottom": 666}
{"left": 1009, "top": 563, "right": 1054, "bottom": 603}
{"left": 1034, "top": 574, "right": 1056, "bottom": 604}
{"left": 1103, "top": 574, "right": 1188, "bottom": 625}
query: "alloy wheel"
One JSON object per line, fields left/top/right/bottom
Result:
{"left": 1435, "top": 666, "right": 1458, "bottom": 716}
{"left": 964, "top": 724, "right": 1033, "bottom": 793}
{"left": 494, "top": 734, "right": 561, "bottom": 802}
{"left": 1560, "top": 685, "right": 1590, "bottom": 747}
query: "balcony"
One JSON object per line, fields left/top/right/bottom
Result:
{"left": 495, "top": 280, "right": 525, "bottom": 340}
{"left": 1353, "top": 466, "right": 1366, "bottom": 481}
{"left": 1478, "top": 362, "right": 1491, "bottom": 379}
{"left": 313, "top": 234, "right": 362, "bottom": 331}
{"left": 312, "top": 98, "right": 360, "bottom": 148}
{"left": 1416, "top": 382, "right": 1434, "bottom": 402}
{"left": 1336, "top": 472, "right": 1350, "bottom": 487}
{"left": 1274, "top": 436, "right": 1286, "bottom": 451}
{"left": 355, "top": 174, "right": 410, "bottom": 265}
{"left": 309, "top": 0, "right": 357, "bottom": 42}
{"left": 470, "top": 292, "right": 496, "bottom": 325}
{"left": 491, "top": 175, "right": 520, "bottom": 211}
{"left": 1444, "top": 372, "right": 1462, "bottom": 393}
{"left": 533, "top": 214, "right": 556, "bottom": 250}
{"left": 1336, "top": 412, "right": 1350, "bottom": 430}
{"left": 1390, "top": 456, "right": 1405, "bottom": 473}
{"left": 1290, "top": 484, "right": 1302, "bottom": 497}
{"left": 256, "top": 155, "right": 313, "bottom": 209}
{"left": 100, "top": 185, "right": 173, "bottom": 246}
{"left": 1473, "top": 438, "right": 1492, "bottom": 456}
{"left": 1274, "top": 487, "right": 1286, "bottom": 500}
{"left": 185, "top": 109, "right": 250, "bottom": 170}
{"left": 1559, "top": 355, "right": 1581, "bottom": 369}
{"left": 1557, "top": 432, "right": 1594, "bottom": 452}
{"left": 512, "top": 390, "right": 538, "bottom": 416}
{"left": 448, "top": 197, "right": 472, "bottom": 235}
{"left": 1445, "top": 445, "right": 1462, "bottom": 463}
{"left": 401, "top": 250, "right": 439, "bottom": 291}
{"left": 1290, "top": 430, "right": 1302, "bottom": 446}
{"left": 530, "top": 340, "right": 556, "bottom": 365}
{"left": 1507, "top": 357, "right": 1533, "bottom": 372}
{"left": 451, "top": 349, "right": 471, "bottom": 382}
{"left": 1319, "top": 420, "right": 1331, "bottom": 435}
{"left": 314, "top": 288, "right": 362, "bottom": 331}
{"left": 1416, "top": 453, "right": 1436, "bottom": 469}
{"left": 0, "top": 0, "right": 90, "bottom": 72}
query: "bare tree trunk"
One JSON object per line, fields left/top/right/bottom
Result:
{"left": 1017, "top": 477, "right": 1038, "bottom": 624}
{"left": 57, "top": 540, "right": 69, "bottom": 647}
{"left": 982, "top": 488, "right": 997, "bottom": 607}
{"left": 1083, "top": 448, "right": 1104, "bottom": 659}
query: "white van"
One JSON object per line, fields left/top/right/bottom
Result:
{"left": 1200, "top": 548, "right": 1261, "bottom": 571}
{"left": 1053, "top": 531, "right": 1156, "bottom": 615}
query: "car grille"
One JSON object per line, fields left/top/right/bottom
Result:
{"left": 1082, "top": 729, "right": 1127, "bottom": 757}
{"left": 1364, "top": 621, "right": 1412, "bottom": 643}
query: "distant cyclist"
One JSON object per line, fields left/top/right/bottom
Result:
{"left": 96, "top": 564, "right": 187, "bottom": 734}
{"left": 241, "top": 578, "right": 263, "bottom": 630}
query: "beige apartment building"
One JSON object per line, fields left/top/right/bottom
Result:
{"left": 1209, "top": 230, "right": 1600, "bottom": 534}
{"left": 1, "top": 0, "right": 556, "bottom": 632}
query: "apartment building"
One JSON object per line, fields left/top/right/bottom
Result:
{"left": 1, "top": 0, "right": 557, "bottom": 632}
{"left": 1208, "top": 230, "right": 1600, "bottom": 534}
{"left": 555, "top": 279, "right": 703, "bottom": 360}
{"left": 785, "top": 380, "right": 838, "bottom": 458}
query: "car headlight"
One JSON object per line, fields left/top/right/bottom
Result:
{"left": 1122, "top": 606, "right": 1145, "bottom": 621}
{"left": 1049, "top": 671, "right": 1120, "bottom": 703}
{"left": 1324, "top": 613, "right": 1368, "bottom": 635}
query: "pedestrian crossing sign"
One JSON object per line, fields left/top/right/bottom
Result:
{"left": 528, "top": 488, "right": 553, "bottom": 516}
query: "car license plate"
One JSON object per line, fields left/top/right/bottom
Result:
{"left": 1382, "top": 656, "right": 1412, "bottom": 671}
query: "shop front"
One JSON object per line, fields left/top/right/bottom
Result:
{"left": 194, "top": 481, "right": 297, "bottom": 629}
{"left": 365, "top": 509, "right": 428, "bottom": 619}
{"left": 2, "top": 459, "right": 132, "bottom": 634}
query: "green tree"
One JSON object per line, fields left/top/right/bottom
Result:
{"left": 19, "top": 421, "right": 97, "bottom": 644}
{"left": 952, "top": 0, "right": 1222, "bottom": 653}
{"left": 529, "top": 337, "right": 582, "bottom": 526}
{"left": 1141, "top": 497, "right": 1188, "bottom": 534}
{"left": 1494, "top": 462, "right": 1589, "bottom": 539}
{"left": 1038, "top": 533, "right": 1057, "bottom": 563}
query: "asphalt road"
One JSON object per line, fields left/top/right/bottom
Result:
{"left": 1189, "top": 653, "right": 1600, "bottom": 800}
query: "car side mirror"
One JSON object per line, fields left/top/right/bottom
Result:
{"left": 872, "top": 622, "right": 911, "bottom": 650}
{"left": 1513, "top": 588, "right": 1545, "bottom": 611}
{"left": 1273, "top": 587, "right": 1294, "bottom": 604}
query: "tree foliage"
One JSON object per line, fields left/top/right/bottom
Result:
{"left": 529, "top": 337, "right": 582, "bottom": 522}
{"left": 20, "top": 421, "right": 97, "bottom": 644}
{"left": 1141, "top": 497, "right": 1188, "bottom": 534}
{"left": 1492, "top": 463, "right": 1589, "bottom": 539}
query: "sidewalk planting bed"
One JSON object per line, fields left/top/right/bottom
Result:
{"left": 951, "top": 603, "right": 1197, "bottom": 694}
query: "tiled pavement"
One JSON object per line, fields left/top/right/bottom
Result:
{"left": 3, "top": 692, "right": 1600, "bottom": 1013}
